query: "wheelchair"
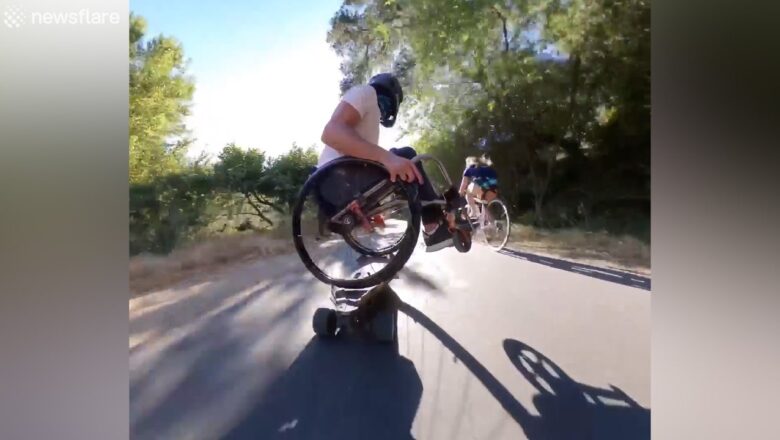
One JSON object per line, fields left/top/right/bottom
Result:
{"left": 291, "top": 154, "right": 473, "bottom": 341}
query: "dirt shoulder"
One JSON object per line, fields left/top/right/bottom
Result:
{"left": 506, "top": 224, "right": 651, "bottom": 276}
{"left": 130, "top": 224, "right": 650, "bottom": 298}
{"left": 129, "top": 234, "right": 294, "bottom": 297}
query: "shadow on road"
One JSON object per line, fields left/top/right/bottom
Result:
{"left": 400, "top": 300, "right": 650, "bottom": 440}
{"left": 223, "top": 337, "right": 422, "bottom": 440}
{"left": 129, "top": 257, "right": 304, "bottom": 347}
{"left": 399, "top": 265, "right": 442, "bottom": 292}
{"left": 504, "top": 339, "right": 650, "bottom": 439}
{"left": 133, "top": 281, "right": 647, "bottom": 439}
{"left": 130, "top": 273, "right": 319, "bottom": 439}
{"left": 499, "top": 247, "right": 651, "bottom": 291}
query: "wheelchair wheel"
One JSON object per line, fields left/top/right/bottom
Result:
{"left": 292, "top": 158, "right": 421, "bottom": 289}
{"left": 342, "top": 198, "right": 410, "bottom": 257}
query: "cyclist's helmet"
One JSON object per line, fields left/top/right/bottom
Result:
{"left": 369, "top": 72, "right": 404, "bottom": 128}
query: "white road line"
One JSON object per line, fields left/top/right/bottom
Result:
{"left": 571, "top": 266, "right": 624, "bottom": 279}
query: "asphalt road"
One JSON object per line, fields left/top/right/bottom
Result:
{"left": 129, "top": 242, "right": 650, "bottom": 440}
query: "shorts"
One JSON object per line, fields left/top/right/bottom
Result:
{"left": 468, "top": 181, "right": 499, "bottom": 195}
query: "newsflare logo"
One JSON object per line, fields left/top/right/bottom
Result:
{"left": 3, "top": 4, "right": 24, "bottom": 28}
{"left": 3, "top": 4, "right": 120, "bottom": 29}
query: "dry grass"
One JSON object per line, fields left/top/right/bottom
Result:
{"left": 507, "top": 224, "right": 651, "bottom": 275}
{"left": 129, "top": 233, "right": 294, "bottom": 296}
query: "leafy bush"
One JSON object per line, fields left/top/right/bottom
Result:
{"left": 130, "top": 172, "right": 219, "bottom": 255}
{"left": 130, "top": 144, "right": 318, "bottom": 255}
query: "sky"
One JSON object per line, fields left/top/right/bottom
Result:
{"left": 131, "top": 0, "right": 406, "bottom": 159}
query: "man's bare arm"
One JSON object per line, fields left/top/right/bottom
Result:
{"left": 321, "top": 102, "right": 388, "bottom": 162}
{"left": 321, "top": 101, "right": 423, "bottom": 184}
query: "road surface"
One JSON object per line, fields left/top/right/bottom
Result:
{"left": 130, "top": 242, "right": 650, "bottom": 440}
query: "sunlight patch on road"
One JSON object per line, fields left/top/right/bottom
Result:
{"left": 129, "top": 330, "right": 157, "bottom": 350}
{"left": 596, "top": 395, "right": 632, "bottom": 407}
{"left": 278, "top": 419, "right": 299, "bottom": 433}
{"left": 129, "top": 280, "right": 215, "bottom": 315}
{"left": 541, "top": 360, "right": 560, "bottom": 379}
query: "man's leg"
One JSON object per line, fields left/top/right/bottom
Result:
{"left": 389, "top": 146, "right": 453, "bottom": 252}
{"left": 389, "top": 147, "right": 444, "bottom": 227}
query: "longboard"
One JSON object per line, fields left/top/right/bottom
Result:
{"left": 313, "top": 261, "right": 398, "bottom": 342}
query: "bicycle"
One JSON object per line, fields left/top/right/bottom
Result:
{"left": 463, "top": 192, "right": 511, "bottom": 251}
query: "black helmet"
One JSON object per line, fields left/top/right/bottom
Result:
{"left": 369, "top": 72, "right": 403, "bottom": 127}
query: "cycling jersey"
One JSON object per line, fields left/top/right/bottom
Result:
{"left": 464, "top": 165, "right": 498, "bottom": 190}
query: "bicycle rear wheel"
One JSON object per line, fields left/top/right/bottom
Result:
{"left": 483, "top": 199, "right": 510, "bottom": 251}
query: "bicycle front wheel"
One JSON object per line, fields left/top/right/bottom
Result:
{"left": 483, "top": 199, "right": 510, "bottom": 251}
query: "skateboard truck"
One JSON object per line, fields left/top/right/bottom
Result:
{"left": 312, "top": 281, "right": 398, "bottom": 343}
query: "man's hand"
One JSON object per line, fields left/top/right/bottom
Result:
{"left": 380, "top": 152, "right": 424, "bottom": 184}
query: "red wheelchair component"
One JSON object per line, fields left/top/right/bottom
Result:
{"left": 347, "top": 200, "right": 374, "bottom": 233}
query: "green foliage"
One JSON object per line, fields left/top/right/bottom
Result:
{"left": 128, "top": 13, "right": 321, "bottom": 255}
{"left": 212, "top": 143, "right": 281, "bottom": 227}
{"left": 265, "top": 144, "right": 319, "bottom": 210}
{"left": 129, "top": 170, "right": 219, "bottom": 255}
{"left": 129, "top": 143, "right": 318, "bottom": 255}
{"left": 129, "top": 12, "right": 196, "bottom": 184}
{"left": 214, "top": 143, "right": 269, "bottom": 194}
{"left": 128, "top": 0, "right": 652, "bottom": 255}
{"left": 327, "top": 0, "right": 650, "bottom": 238}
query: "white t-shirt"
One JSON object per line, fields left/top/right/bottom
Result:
{"left": 318, "top": 84, "right": 381, "bottom": 167}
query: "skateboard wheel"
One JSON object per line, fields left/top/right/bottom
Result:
{"left": 313, "top": 308, "right": 337, "bottom": 337}
{"left": 371, "top": 310, "right": 396, "bottom": 343}
{"left": 453, "top": 229, "right": 472, "bottom": 253}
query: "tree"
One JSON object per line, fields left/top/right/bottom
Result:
{"left": 326, "top": 0, "right": 650, "bottom": 230}
{"left": 129, "top": 171, "right": 219, "bottom": 255}
{"left": 213, "top": 144, "right": 283, "bottom": 226}
{"left": 129, "top": 12, "right": 196, "bottom": 184}
{"left": 266, "top": 144, "right": 318, "bottom": 210}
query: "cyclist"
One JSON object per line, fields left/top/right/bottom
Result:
{"left": 458, "top": 154, "right": 499, "bottom": 220}
{"left": 319, "top": 72, "right": 454, "bottom": 252}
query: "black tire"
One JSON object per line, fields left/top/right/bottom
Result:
{"left": 292, "top": 158, "right": 421, "bottom": 289}
{"left": 313, "top": 308, "right": 337, "bottom": 337}
{"left": 453, "top": 228, "right": 472, "bottom": 253}
{"left": 484, "top": 199, "right": 510, "bottom": 251}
